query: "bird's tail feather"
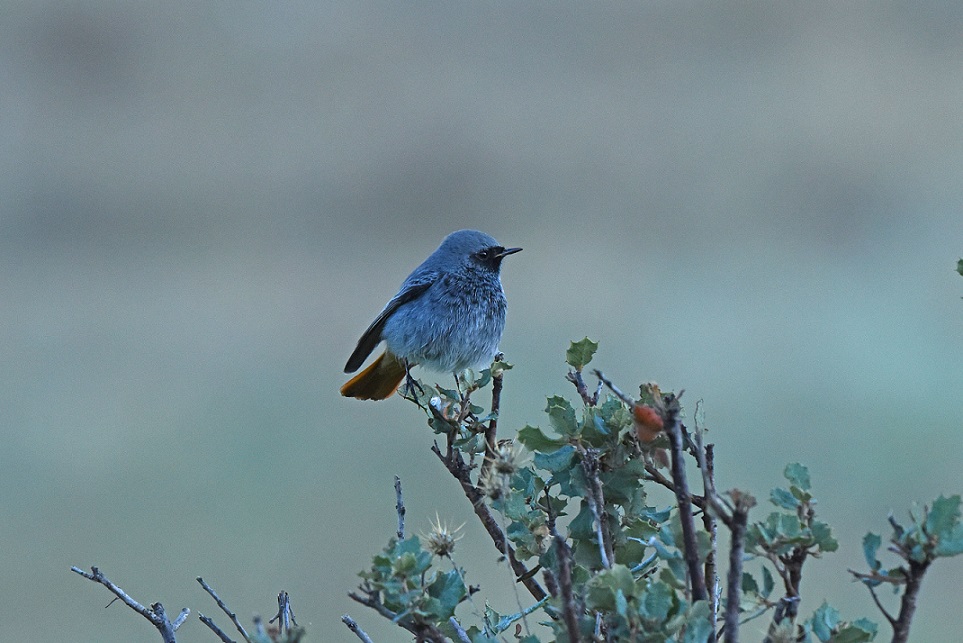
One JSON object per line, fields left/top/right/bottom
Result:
{"left": 339, "top": 351, "right": 407, "bottom": 400}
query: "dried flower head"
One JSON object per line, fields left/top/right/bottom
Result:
{"left": 423, "top": 514, "right": 464, "bottom": 558}
{"left": 492, "top": 440, "right": 522, "bottom": 476}
{"left": 480, "top": 440, "right": 526, "bottom": 500}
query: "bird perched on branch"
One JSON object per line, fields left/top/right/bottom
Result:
{"left": 341, "top": 229, "right": 521, "bottom": 400}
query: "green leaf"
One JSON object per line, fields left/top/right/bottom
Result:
{"left": 533, "top": 444, "right": 577, "bottom": 473}
{"left": 784, "top": 462, "right": 811, "bottom": 491}
{"left": 568, "top": 502, "right": 596, "bottom": 541}
{"left": 925, "top": 494, "right": 961, "bottom": 537}
{"left": 639, "top": 580, "right": 674, "bottom": 622}
{"left": 850, "top": 618, "right": 879, "bottom": 638}
{"left": 682, "top": 600, "right": 713, "bottom": 643}
{"left": 545, "top": 395, "right": 579, "bottom": 436}
{"left": 770, "top": 486, "right": 800, "bottom": 510}
{"left": 579, "top": 407, "right": 610, "bottom": 445}
{"left": 935, "top": 523, "right": 963, "bottom": 557}
{"left": 389, "top": 537, "right": 432, "bottom": 577}
{"left": 957, "top": 258, "right": 963, "bottom": 276}
{"left": 741, "top": 572, "right": 759, "bottom": 595}
{"left": 862, "top": 533, "right": 882, "bottom": 570}
{"left": 615, "top": 589, "right": 629, "bottom": 617}
{"left": 761, "top": 565, "right": 775, "bottom": 598}
{"left": 566, "top": 337, "right": 599, "bottom": 371}
{"left": 471, "top": 368, "right": 493, "bottom": 390}
{"left": 812, "top": 521, "right": 839, "bottom": 552}
{"left": 599, "top": 395, "right": 632, "bottom": 433}
{"left": 600, "top": 459, "right": 647, "bottom": 504}
{"left": 425, "top": 569, "right": 467, "bottom": 619}
{"left": 586, "top": 564, "right": 636, "bottom": 610}
{"left": 832, "top": 619, "right": 878, "bottom": 643}
{"left": 517, "top": 425, "right": 567, "bottom": 452}
{"left": 809, "top": 601, "right": 840, "bottom": 641}
{"left": 483, "top": 603, "right": 501, "bottom": 634}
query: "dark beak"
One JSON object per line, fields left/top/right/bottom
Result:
{"left": 497, "top": 247, "right": 522, "bottom": 258}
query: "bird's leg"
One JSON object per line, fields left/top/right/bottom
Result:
{"left": 454, "top": 371, "right": 470, "bottom": 403}
{"left": 402, "top": 360, "right": 424, "bottom": 399}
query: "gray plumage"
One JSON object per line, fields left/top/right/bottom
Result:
{"left": 344, "top": 229, "right": 521, "bottom": 374}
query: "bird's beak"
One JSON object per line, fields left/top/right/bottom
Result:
{"left": 497, "top": 247, "right": 522, "bottom": 258}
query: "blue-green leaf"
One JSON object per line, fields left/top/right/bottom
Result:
{"left": 533, "top": 444, "right": 577, "bottom": 473}
{"left": 770, "top": 486, "right": 800, "bottom": 510}
{"left": 784, "top": 462, "right": 811, "bottom": 491}
{"left": 862, "top": 533, "right": 882, "bottom": 571}
{"left": 925, "top": 494, "right": 961, "bottom": 537}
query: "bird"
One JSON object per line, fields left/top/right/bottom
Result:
{"left": 340, "top": 230, "right": 521, "bottom": 400}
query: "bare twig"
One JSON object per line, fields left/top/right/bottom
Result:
{"left": 479, "top": 357, "right": 505, "bottom": 485}
{"left": 71, "top": 566, "right": 186, "bottom": 643}
{"left": 702, "top": 443, "right": 719, "bottom": 642}
{"left": 580, "top": 448, "right": 614, "bottom": 568}
{"left": 269, "top": 590, "right": 297, "bottom": 633}
{"left": 723, "top": 491, "right": 755, "bottom": 643}
{"left": 550, "top": 531, "right": 581, "bottom": 643}
{"left": 662, "top": 395, "right": 708, "bottom": 602}
{"left": 566, "top": 369, "right": 601, "bottom": 406}
{"left": 196, "top": 577, "right": 250, "bottom": 642}
{"left": 449, "top": 616, "right": 472, "bottom": 643}
{"left": 198, "top": 614, "right": 236, "bottom": 643}
{"left": 592, "top": 369, "right": 635, "bottom": 407}
{"left": 864, "top": 582, "right": 897, "bottom": 627}
{"left": 341, "top": 614, "right": 375, "bottom": 643}
{"left": 394, "top": 475, "right": 406, "bottom": 540}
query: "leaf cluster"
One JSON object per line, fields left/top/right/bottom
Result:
{"left": 857, "top": 494, "right": 963, "bottom": 585}
{"left": 350, "top": 340, "right": 961, "bottom": 643}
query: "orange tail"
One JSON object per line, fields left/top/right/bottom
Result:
{"left": 340, "top": 351, "right": 407, "bottom": 400}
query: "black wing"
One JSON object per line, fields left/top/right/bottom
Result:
{"left": 343, "top": 276, "right": 435, "bottom": 372}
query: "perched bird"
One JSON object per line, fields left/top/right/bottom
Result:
{"left": 341, "top": 230, "right": 521, "bottom": 400}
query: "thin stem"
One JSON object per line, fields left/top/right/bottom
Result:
{"left": 552, "top": 531, "right": 581, "bottom": 643}
{"left": 723, "top": 494, "right": 752, "bottom": 643}
{"left": 394, "top": 475, "right": 406, "bottom": 540}
{"left": 479, "top": 357, "right": 505, "bottom": 484}
{"left": 663, "top": 397, "right": 708, "bottom": 601}
{"left": 196, "top": 577, "right": 250, "bottom": 642}
{"left": 341, "top": 614, "right": 375, "bottom": 643}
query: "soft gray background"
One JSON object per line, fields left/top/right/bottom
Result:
{"left": 3, "top": 3, "right": 962, "bottom": 642}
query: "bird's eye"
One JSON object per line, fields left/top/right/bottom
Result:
{"left": 476, "top": 249, "right": 491, "bottom": 260}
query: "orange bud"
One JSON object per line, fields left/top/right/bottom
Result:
{"left": 633, "top": 404, "right": 664, "bottom": 443}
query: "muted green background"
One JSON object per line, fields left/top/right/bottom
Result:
{"left": 4, "top": 3, "right": 963, "bottom": 641}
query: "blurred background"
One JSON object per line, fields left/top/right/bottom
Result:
{"left": 3, "top": 3, "right": 962, "bottom": 641}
